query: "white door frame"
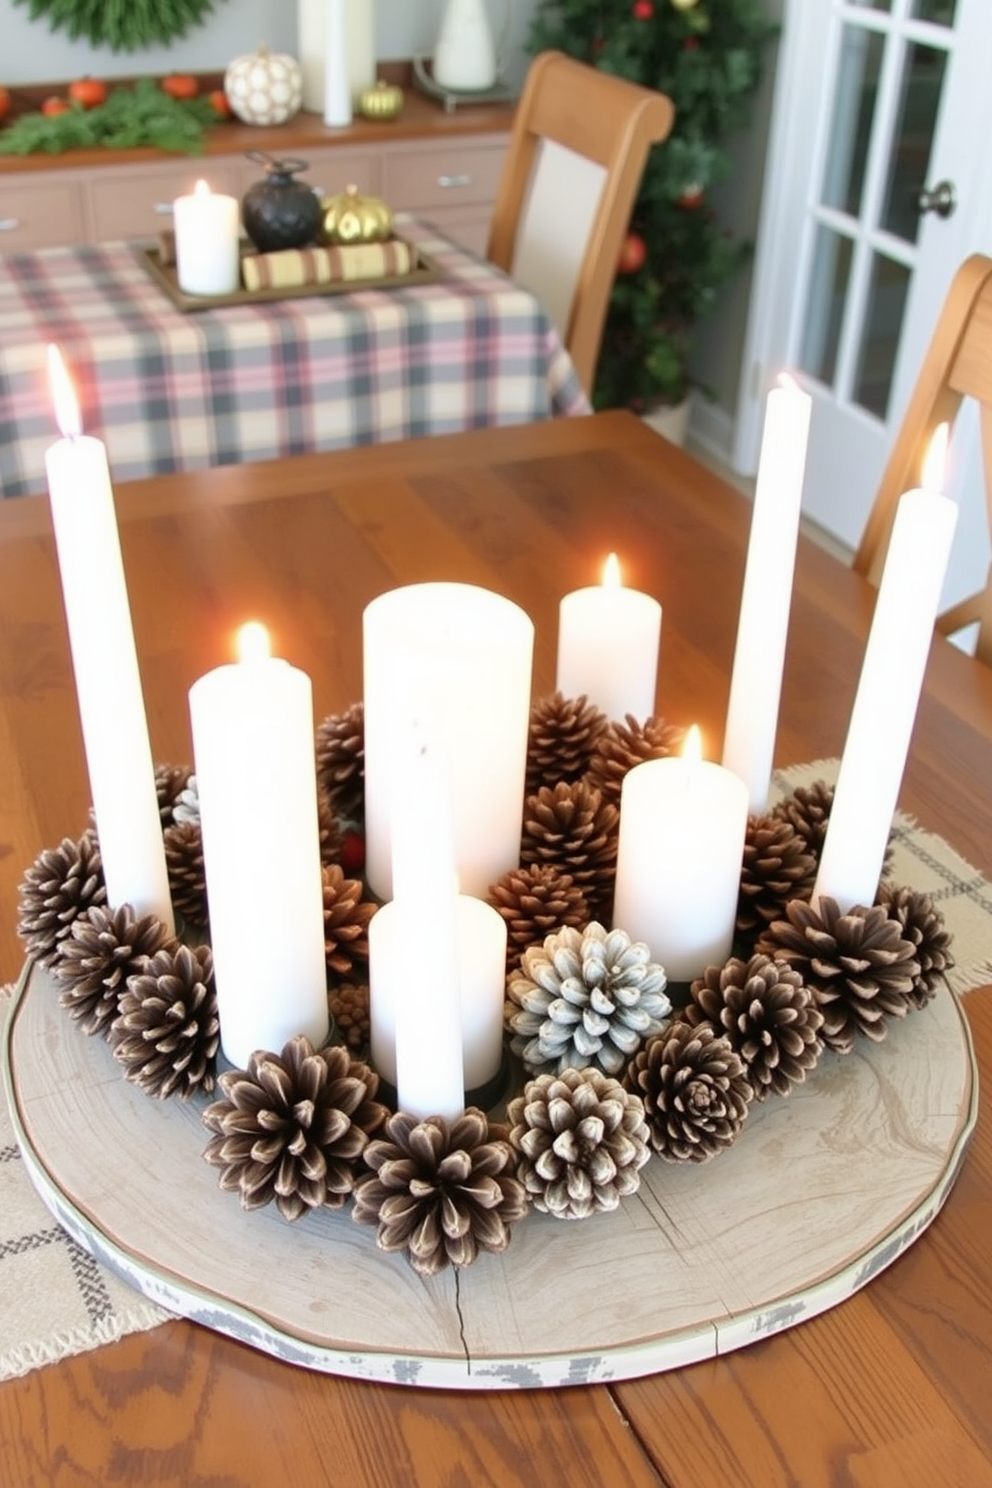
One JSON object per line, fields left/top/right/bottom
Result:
{"left": 735, "top": 0, "right": 992, "bottom": 599}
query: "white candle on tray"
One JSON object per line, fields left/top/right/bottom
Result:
{"left": 44, "top": 345, "right": 174, "bottom": 932}
{"left": 722, "top": 374, "right": 811, "bottom": 811}
{"left": 813, "top": 427, "right": 957, "bottom": 913}
{"left": 363, "top": 582, "right": 534, "bottom": 901}
{"left": 173, "top": 180, "right": 240, "bottom": 297}
{"left": 388, "top": 728, "right": 463, "bottom": 1119}
{"left": 612, "top": 725, "right": 749, "bottom": 983}
{"left": 188, "top": 621, "right": 328, "bottom": 1068}
{"left": 556, "top": 553, "right": 662, "bottom": 722}
{"left": 370, "top": 894, "right": 507, "bottom": 1104}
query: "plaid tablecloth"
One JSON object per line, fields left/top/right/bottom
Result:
{"left": 0, "top": 217, "right": 590, "bottom": 500}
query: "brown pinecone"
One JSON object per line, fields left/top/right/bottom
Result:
{"left": 330, "top": 981, "right": 370, "bottom": 1051}
{"left": 755, "top": 897, "right": 920, "bottom": 1055}
{"left": 17, "top": 833, "right": 107, "bottom": 967}
{"left": 586, "top": 714, "right": 685, "bottom": 809}
{"left": 202, "top": 1037, "right": 387, "bottom": 1222}
{"left": 321, "top": 865, "right": 375, "bottom": 981}
{"left": 162, "top": 819, "right": 209, "bottom": 928}
{"left": 352, "top": 1108, "right": 528, "bottom": 1275}
{"left": 685, "top": 954, "right": 823, "bottom": 1101}
{"left": 111, "top": 943, "right": 218, "bottom": 1099}
{"left": 486, "top": 863, "right": 590, "bottom": 974}
{"left": 317, "top": 788, "right": 343, "bottom": 867}
{"left": 155, "top": 762, "right": 193, "bottom": 824}
{"left": 771, "top": 779, "right": 835, "bottom": 858}
{"left": 877, "top": 884, "right": 954, "bottom": 1010}
{"left": 624, "top": 1021, "right": 753, "bottom": 1162}
{"left": 54, "top": 903, "right": 175, "bottom": 1037}
{"left": 315, "top": 702, "right": 365, "bottom": 823}
{"left": 772, "top": 779, "right": 894, "bottom": 878}
{"left": 519, "top": 780, "right": 619, "bottom": 922}
{"left": 507, "top": 1067, "right": 650, "bottom": 1219}
{"left": 736, "top": 814, "right": 818, "bottom": 948}
{"left": 525, "top": 691, "right": 610, "bottom": 796}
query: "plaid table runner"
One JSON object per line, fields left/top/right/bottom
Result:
{"left": 0, "top": 217, "right": 590, "bottom": 500}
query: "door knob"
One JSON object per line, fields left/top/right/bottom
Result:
{"left": 916, "top": 180, "right": 956, "bottom": 218}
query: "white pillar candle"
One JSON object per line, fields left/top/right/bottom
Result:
{"left": 323, "top": 0, "right": 353, "bottom": 127}
{"left": 43, "top": 346, "right": 174, "bottom": 932}
{"left": 298, "top": 0, "right": 376, "bottom": 112}
{"left": 173, "top": 180, "right": 240, "bottom": 297}
{"left": 813, "top": 428, "right": 957, "bottom": 913}
{"left": 612, "top": 726, "right": 749, "bottom": 983}
{"left": 722, "top": 374, "right": 811, "bottom": 812}
{"left": 455, "top": 895, "right": 508, "bottom": 1091}
{"left": 188, "top": 622, "right": 328, "bottom": 1068}
{"left": 370, "top": 895, "right": 507, "bottom": 1102}
{"left": 389, "top": 729, "right": 463, "bottom": 1119}
{"left": 363, "top": 583, "right": 534, "bottom": 900}
{"left": 556, "top": 554, "right": 662, "bottom": 722}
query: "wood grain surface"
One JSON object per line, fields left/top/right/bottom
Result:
{"left": 1, "top": 411, "right": 992, "bottom": 1483}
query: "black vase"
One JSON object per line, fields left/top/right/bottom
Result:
{"left": 242, "top": 153, "right": 322, "bottom": 253}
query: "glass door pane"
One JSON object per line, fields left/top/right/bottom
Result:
{"left": 880, "top": 42, "right": 949, "bottom": 242}
{"left": 822, "top": 26, "right": 885, "bottom": 217}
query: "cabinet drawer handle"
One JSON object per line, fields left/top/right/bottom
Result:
{"left": 0, "top": 218, "right": 21, "bottom": 231}
{"left": 154, "top": 202, "right": 175, "bottom": 215}
{"left": 437, "top": 173, "right": 471, "bottom": 189}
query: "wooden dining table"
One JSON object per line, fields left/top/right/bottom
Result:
{"left": 1, "top": 409, "right": 991, "bottom": 1487}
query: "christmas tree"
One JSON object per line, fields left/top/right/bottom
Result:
{"left": 527, "top": 0, "right": 776, "bottom": 411}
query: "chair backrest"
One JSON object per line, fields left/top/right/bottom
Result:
{"left": 487, "top": 51, "right": 674, "bottom": 400}
{"left": 854, "top": 253, "right": 992, "bottom": 662}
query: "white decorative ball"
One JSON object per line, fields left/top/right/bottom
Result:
{"left": 224, "top": 47, "right": 303, "bottom": 127}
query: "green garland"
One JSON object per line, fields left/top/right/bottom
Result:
{"left": 0, "top": 80, "right": 220, "bottom": 155}
{"left": 14, "top": 0, "right": 222, "bottom": 53}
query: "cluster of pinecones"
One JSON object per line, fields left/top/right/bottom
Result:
{"left": 15, "top": 692, "right": 957, "bottom": 1269}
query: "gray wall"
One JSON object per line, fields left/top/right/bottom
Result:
{"left": 0, "top": 1, "right": 538, "bottom": 87}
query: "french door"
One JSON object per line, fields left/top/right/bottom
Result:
{"left": 737, "top": 0, "right": 992, "bottom": 602}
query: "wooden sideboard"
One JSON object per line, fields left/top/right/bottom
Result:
{"left": 0, "top": 88, "right": 513, "bottom": 254}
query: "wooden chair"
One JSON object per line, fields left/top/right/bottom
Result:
{"left": 854, "top": 253, "right": 992, "bottom": 662}
{"left": 486, "top": 51, "right": 674, "bottom": 400}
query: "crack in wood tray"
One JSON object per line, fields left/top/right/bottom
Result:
{"left": 2, "top": 960, "right": 977, "bottom": 1390}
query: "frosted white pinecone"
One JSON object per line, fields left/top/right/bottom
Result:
{"left": 172, "top": 775, "right": 201, "bottom": 827}
{"left": 506, "top": 921, "right": 671, "bottom": 1077}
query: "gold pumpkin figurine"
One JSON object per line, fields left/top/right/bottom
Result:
{"left": 319, "top": 184, "right": 394, "bottom": 246}
{"left": 358, "top": 79, "right": 405, "bottom": 122}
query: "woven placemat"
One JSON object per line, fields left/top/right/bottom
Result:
{"left": 2, "top": 760, "right": 990, "bottom": 1382}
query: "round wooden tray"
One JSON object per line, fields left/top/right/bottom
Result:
{"left": 2, "top": 960, "right": 978, "bottom": 1390}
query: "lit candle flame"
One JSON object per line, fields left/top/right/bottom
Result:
{"left": 236, "top": 621, "right": 271, "bottom": 663}
{"left": 194, "top": 179, "right": 212, "bottom": 199}
{"left": 47, "top": 344, "right": 83, "bottom": 439}
{"left": 921, "top": 423, "right": 949, "bottom": 492}
{"left": 602, "top": 552, "right": 622, "bottom": 588}
{"left": 777, "top": 371, "right": 799, "bottom": 393}
{"left": 682, "top": 724, "right": 703, "bottom": 764}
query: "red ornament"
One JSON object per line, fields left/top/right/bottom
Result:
{"left": 632, "top": 0, "right": 654, "bottom": 18}
{"left": 339, "top": 829, "right": 366, "bottom": 874}
{"left": 678, "top": 187, "right": 704, "bottom": 211}
{"left": 617, "top": 232, "right": 647, "bottom": 274}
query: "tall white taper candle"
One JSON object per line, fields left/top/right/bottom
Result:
{"left": 722, "top": 374, "right": 811, "bottom": 811}
{"left": 812, "top": 427, "right": 957, "bottom": 913}
{"left": 44, "top": 346, "right": 174, "bottom": 932}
